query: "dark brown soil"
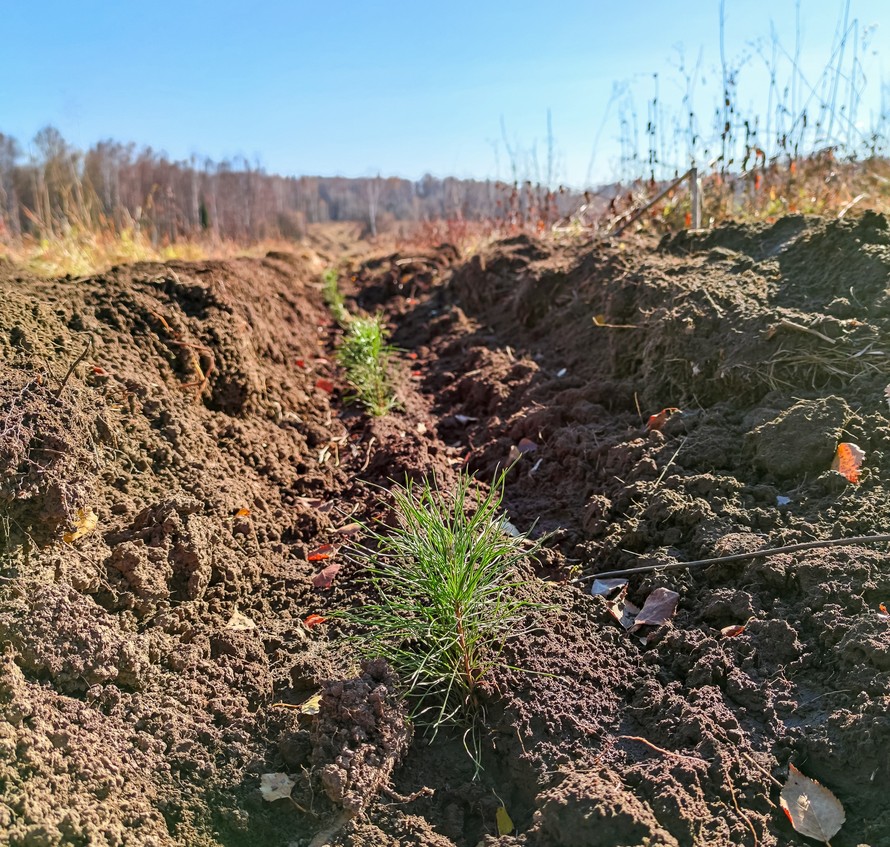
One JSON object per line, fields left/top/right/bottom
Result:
{"left": 2, "top": 215, "right": 890, "bottom": 846}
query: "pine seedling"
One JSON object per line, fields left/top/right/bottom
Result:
{"left": 337, "top": 315, "right": 397, "bottom": 416}
{"left": 322, "top": 268, "right": 349, "bottom": 326}
{"left": 341, "top": 469, "right": 547, "bottom": 766}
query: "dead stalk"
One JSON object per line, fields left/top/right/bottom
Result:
{"left": 575, "top": 532, "right": 890, "bottom": 582}
{"left": 55, "top": 338, "right": 93, "bottom": 398}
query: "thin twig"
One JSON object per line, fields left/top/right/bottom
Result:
{"left": 617, "top": 735, "right": 709, "bottom": 766}
{"left": 380, "top": 785, "right": 435, "bottom": 804}
{"left": 360, "top": 436, "right": 377, "bottom": 472}
{"left": 739, "top": 751, "right": 783, "bottom": 791}
{"left": 837, "top": 193, "right": 866, "bottom": 219}
{"left": 724, "top": 767, "right": 760, "bottom": 847}
{"left": 653, "top": 436, "right": 687, "bottom": 489}
{"left": 776, "top": 319, "right": 837, "bottom": 345}
{"left": 611, "top": 169, "right": 693, "bottom": 236}
{"left": 573, "top": 533, "right": 890, "bottom": 582}
{"left": 55, "top": 338, "right": 93, "bottom": 398}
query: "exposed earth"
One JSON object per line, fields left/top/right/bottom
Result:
{"left": 2, "top": 213, "right": 890, "bottom": 846}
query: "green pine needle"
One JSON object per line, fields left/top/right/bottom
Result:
{"left": 340, "top": 469, "right": 547, "bottom": 768}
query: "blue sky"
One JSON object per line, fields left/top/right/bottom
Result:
{"left": 1, "top": 1, "right": 887, "bottom": 186}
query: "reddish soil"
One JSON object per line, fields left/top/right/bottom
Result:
{"left": 2, "top": 214, "right": 890, "bottom": 846}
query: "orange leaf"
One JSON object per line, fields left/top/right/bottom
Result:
{"left": 92, "top": 365, "right": 110, "bottom": 376}
{"left": 647, "top": 407, "right": 681, "bottom": 431}
{"left": 312, "top": 563, "right": 341, "bottom": 588}
{"left": 234, "top": 507, "right": 251, "bottom": 518}
{"left": 315, "top": 377, "right": 335, "bottom": 393}
{"left": 831, "top": 442, "right": 864, "bottom": 484}
{"left": 720, "top": 623, "right": 747, "bottom": 638}
{"left": 62, "top": 508, "right": 99, "bottom": 544}
{"left": 304, "top": 614, "right": 327, "bottom": 627}
{"left": 296, "top": 359, "right": 305, "bottom": 368}
{"left": 308, "top": 544, "right": 334, "bottom": 562}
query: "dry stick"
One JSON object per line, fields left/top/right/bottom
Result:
{"left": 740, "top": 751, "right": 783, "bottom": 792}
{"left": 380, "top": 785, "right": 435, "bottom": 805}
{"left": 55, "top": 338, "right": 93, "bottom": 398}
{"left": 616, "top": 735, "right": 709, "bottom": 766}
{"left": 611, "top": 168, "right": 693, "bottom": 236}
{"left": 360, "top": 436, "right": 377, "bottom": 472}
{"left": 776, "top": 318, "right": 837, "bottom": 345}
{"left": 573, "top": 533, "right": 890, "bottom": 583}
{"left": 724, "top": 768, "right": 760, "bottom": 847}
{"left": 308, "top": 810, "right": 354, "bottom": 847}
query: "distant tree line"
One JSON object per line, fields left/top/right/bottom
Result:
{"left": 0, "top": 126, "right": 589, "bottom": 245}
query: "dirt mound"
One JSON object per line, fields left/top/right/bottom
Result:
{"left": 3, "top": 216, "right": 890, "bottom": 846}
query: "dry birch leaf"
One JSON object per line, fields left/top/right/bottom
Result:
{"left": 259, "top": 772, "right": 295, "bottom": 802}
{"left": 780, "top": 764, "right": 845, "bottom": 844}
{"left": 226, "top": 610, "right": 256, "bottom": 631}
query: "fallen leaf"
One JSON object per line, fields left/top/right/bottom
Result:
{"left": 720, "top": 623, "right": 747, "bottom": 638}
{"left": 334, "top": 523, "right": 362, "bottom": 536}
{"left": 63, "top": 508, "right": 99, "bottom": 544}
{"left": 831, "top": 442, "right": 864, "bottom": 484}
{"left": 91, "top": 365, "right": 110, "bottom": 376}
{"left": 315, "top": 377, "right": 335, "bottom": 393}
{"left": 592, "top": 314, "right": 637, "bottom": 329}
{"left": 226, "top": 610, "right": 256, "bottom": 631}
{"left": 260, "top": 772, "right": 295, "bottom": 802}
{"left": 605, "top": 586, "right": 641, "bottom": 630}
{"left": 300, "top": 693, "right": 322, "bottom": 715}
{"left": 296, "top": 358, "right": 305, "bottom": 368}
{"left": 507, "top": 445, "right": 522, "bottom": 464}
{"left": 496, "top": 805, "right": 514, "bottom": 836}
{"left": 878, "top": 602, "right": 889, "bottom": 623}
{"left": 517, "top": 438, "right": 538, "bottom": 454}
{"left": 312, "top": 563, "right": 341, "bottom": 588}
{"left": 632, "top": 587, "right": 680, "bottom": 629}
{"left": 501, "top": 519, "right": 521, "bottom": 538}
{"left": 780, "top": 764, "right": 845, "bottom": 843}
{"left": 307, "top": 544, "right": 334, "bottom": 561}
{"left": 776, "top": 496, "right": 792, "bottom": 506}
{"left": 454, "top": 414, "right": 478, "bottom": 425}
{"left": 234, "top": 507, "right": 251, "bottom": 518}
{"left": 304, "top": 614, "right": 327, "bottom": 628}
{"left": 591, "top": 577, "right": 629, "bottom": 597}
{"left": 647, "top": 408, "right": 681, "bottom": 431}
